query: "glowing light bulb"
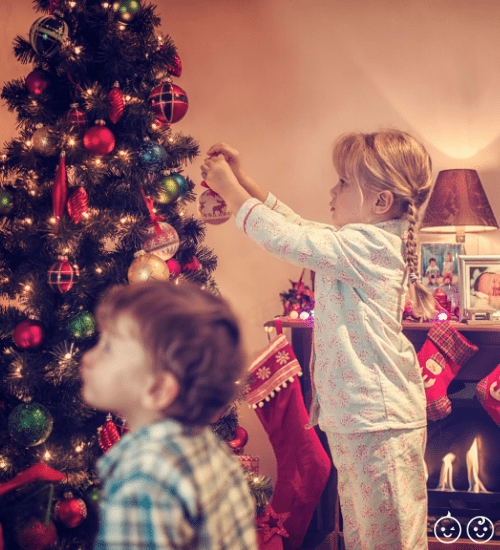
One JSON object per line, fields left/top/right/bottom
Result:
{"left": 74, "top": 46, "right": 81, "bottom": 55}
{"left": 64, "top": 353, "right": 71, "bottom": 359}
{"left": 96, "top": 267, "right": 102, "bottom": 274}
{"left": 26, "top": 140, "right": 32, "bottom": 147}
{"left": 75, "top": 444, "right": 83, "bottom": 453}
{"left": 44, "top": 451, "right": 51, "bottom": 460}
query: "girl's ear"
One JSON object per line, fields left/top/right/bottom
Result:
{"left": 142, "top": 372, "right": 180, "bottom": 412}
{"left": 374, "top": 190, "right": 395, "bottom": 214}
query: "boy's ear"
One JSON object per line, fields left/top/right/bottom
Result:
{"left": 142, "top": 372, "right": 180, "bottom": 412}
{"left": 374, "top": 190, "right": 395, "bottom": 214}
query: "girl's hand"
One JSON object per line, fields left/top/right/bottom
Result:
{"left": 206, "top": 143, "right": 243, "bottom": 177}
{"left": 200, "top": 154, "right": 240, "bottom": 198}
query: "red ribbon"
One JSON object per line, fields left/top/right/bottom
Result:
{"left": 201, "top": 181, "right": 217, "bottom": 198}
{"left": 0, "top": 463, "right": 66, "bottom": 498}
{"left": 140, "top": 189, "right": 164, "bottom": 236}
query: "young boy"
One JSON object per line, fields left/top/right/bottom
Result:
{"left": 81, "top": 281, "right": 258, "bottom": 550}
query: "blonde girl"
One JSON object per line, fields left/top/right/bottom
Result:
{"left": 201, "top": 129, "right": 436, "bottom": 550}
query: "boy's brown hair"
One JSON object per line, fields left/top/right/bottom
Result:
{"left": 95, "top": 281, "right": 246, "bottom": 426}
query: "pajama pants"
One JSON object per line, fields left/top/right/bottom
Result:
{"left": 325, "top": 427, "right": 428, "bottom": 550}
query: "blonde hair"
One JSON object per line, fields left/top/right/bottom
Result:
{"left": 332, "top": 129, "right": 437, "bottom": 319}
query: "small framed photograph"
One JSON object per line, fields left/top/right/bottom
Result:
{"left": 458, "top": 255, "right": 500, "bottom": 322}
{"left": 420, "top": 243, "right": 464, "bottom": 310}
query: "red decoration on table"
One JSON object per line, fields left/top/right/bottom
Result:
{"left": 83, "top": 120, "right": 115, "bottom": 156}
{"left": 99, "top": 418, "right": 120, "bottom": 452}
{"left": 14, "top": 318, "right": 44, "bottom": 349}
{"left": 48, "top": 256, "right": 76, "bottom": 292}
{"left": 67, "top": 187, "right": 88, "bottom": 223}
{"left": 168, "top": 53, "right": 182, "bottom": 77}
{"left": 54, "top": 492, "right": 87, "bottom": 528}
{"left": 256, "top": 505, "right": 290, "bottom": 543}
{"left": 53, "top": 151, "right": 68, "bottom": 225}
{"left": 25, "top": 69, "right": 50, "bottom": 95}
{"left": 66, "top": 103, "right": 87, "bottom": 131}
{"left": 149, "top": 80, "right": 188, "bottom": 124}
{"left": 108, "top": 81, "right": 125, "bottom": 124}
{"left": 228, "top": 426, "right": 248, "bottom": 454}
{"left": 15, "top": 518, "right": 57, "bottom": 550}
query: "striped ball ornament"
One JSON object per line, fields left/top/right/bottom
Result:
{"left": 149, "top": 81, "right": 188, "bottom": 124}
{"left": 29, "top": 15, "right": 68, "bottom": 57}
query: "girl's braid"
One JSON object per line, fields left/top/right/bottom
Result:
{"left": 405, "top": 201, "right": 420, "bottom": 278}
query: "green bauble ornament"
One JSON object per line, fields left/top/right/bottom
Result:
{"left": 156, "top": 173, "right": 181, "bottom": 205}
{"left": 113, "top": 0, "right": 141, "bottom": 24}
{"left": 170, "top": 172, "right": 188, "bottom": 199}
{"left": 68, "top": 310, "right": 96, "bottom": 340}
{"left": 8, "top": 403, "right": 53, "bottom": 446}
{"left": 0, "top": 189, "right": 14, "bottom": 215}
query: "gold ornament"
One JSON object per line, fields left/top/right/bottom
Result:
{"left": 127, "top": 251, "right": 170, "bottom": 283}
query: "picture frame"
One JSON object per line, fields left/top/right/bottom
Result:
{"left": 458, "top": 255, "right": 500, "bottom": 322}
{"left": 420, "top": 243, "right": 464, "bottom": 312}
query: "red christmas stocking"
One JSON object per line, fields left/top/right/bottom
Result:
{"left": 477, "top": 363, "right": 500, "bottom": 426}
{"left": 417, "top": 321, "right": 478, "bottom": 421}
{"left": 246, "top": 321, "right": 331, "bottom": 550}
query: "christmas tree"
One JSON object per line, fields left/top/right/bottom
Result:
{"left": 0, "top": 0, "right": 225, "bottom": 547}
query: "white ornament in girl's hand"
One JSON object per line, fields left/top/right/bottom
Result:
{"left": 197, "top": 189, "right": 231, "bottom": 225}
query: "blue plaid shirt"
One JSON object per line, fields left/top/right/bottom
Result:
{"left": 94, "top": 419, "right": 258, "bottom": 550}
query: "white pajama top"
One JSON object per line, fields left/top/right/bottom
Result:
{"left": 236, "top": 193, "right": 426, "bottom": 434}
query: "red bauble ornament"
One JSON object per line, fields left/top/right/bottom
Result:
{"left": 48, "top": 256, "right": 75, "bottom": 292}
{"left": 99, "top": 418, "right": 120, "bottom": 452}
{"left": 53, "top": 151, "right": 68, "bottom": 224}
{"left": 149, "top": 80, "right": 188, "bottom": 124}
{"left": 25, "top": 69, "right": 51, "bottom": 95}
{"left": 15, "top": 518, "right": 57, "bottom": 550}
{"left": 108, "top": 81, "right": 125, "bottom": 124}
{"left": 141, "top": 221, "right": 180, "bottom": 261}
{"left": 168, "top": 53, "right": 182, "bottom": 77}
{"left": 67, "top": 187, "right": 88, "bottom": 223}
{"left": 54, "top": 492, "right": 87, "bottom": 528}
{"left": 166, "top": 258, "right": 182, "bottom": 278}
{"left": 83, "top": 120, "right": 115, "bottom": 156}
{"left": 197, "top": 189, "right": 231, "bottom": 225}
{"left": 14, "top": 317, "right": 44, "bottom": 349}
{"left": 66, "top": 103, "right": 87, "bottom": 131}
{"left": 228, "top": 426, "right": 249, "bottom": 453}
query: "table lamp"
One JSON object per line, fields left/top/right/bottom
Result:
{"left": 420, "top": 169, "right": 498, "bottom": 242}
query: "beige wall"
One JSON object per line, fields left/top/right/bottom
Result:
{"left": 3, "top": 0, "right": 500, "bottom": 483}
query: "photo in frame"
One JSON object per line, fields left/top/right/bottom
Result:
{"left": 458, "top": 255, "right": 500, "bottom": 321}
{"left": 420, "top": 243, "right": 464, "bottom": 311}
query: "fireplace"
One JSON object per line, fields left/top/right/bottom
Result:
{"left": 405, "top": 324, "right": 500, "bottom": 547}
{"left": 273, "top": 320, "right": 500, "bottom": 549}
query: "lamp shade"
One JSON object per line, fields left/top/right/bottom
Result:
{"left": 420, "top": 169, "right": 498, "bottom": 233}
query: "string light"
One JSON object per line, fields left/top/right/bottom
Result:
{"left": 75, "top": 444, "right": 83, "bottom": 453}
{"left": 74, "top": 46, "right": 82, "bottom": 55}
{"left": 0, "top": 458, "right": 7, "bottom": 469}
{"left": 50, "top": 217, "right": 56, "bottom": 224}
{"left": 95, "top": 267, "right": 102, "bottom": 274}
{"left": 95, "top": 159, "right": 102, "bottom": 166}
{"left": 44, "top": 450, "right": 51, "bottom": 460}
{"left": 26, "top": 140, "right": 32, "bottom": 147}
